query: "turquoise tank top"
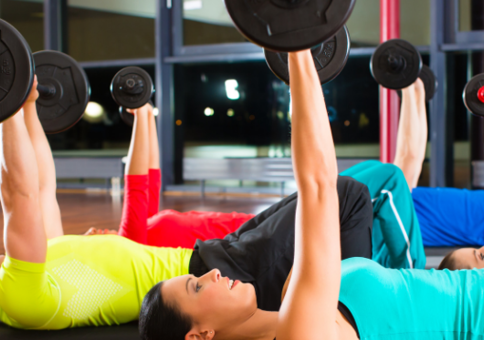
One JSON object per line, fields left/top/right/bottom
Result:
{"left": 340, "top": 258, "right": 484, "bottom": 340}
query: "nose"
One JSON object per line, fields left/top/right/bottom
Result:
{"left": 209, "top": 269, "right": 221, "bottom": 283}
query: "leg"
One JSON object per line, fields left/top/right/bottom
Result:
{"left": 341, "top": 161, "right": 426, "bottom": 269}
{"left": 23, "top": 77, "right": 63, "bottom": 239}
{"left": 117, "top": 104, "right": 151, "bottom": 244}
{"left": 393, "top": 79, "right": 427, "bottom": 190}
{"left": 0, "top": 110, "right": 46, "bottom": 263}
{"left": 146, "top": 210, "right": 255, "bottom": 248}
{"left": 148, "top": 105, "right": 161, "bottom": 217}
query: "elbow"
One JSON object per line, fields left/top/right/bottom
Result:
{"left": 298, "top": 176, "right": 338, "bottom": 197}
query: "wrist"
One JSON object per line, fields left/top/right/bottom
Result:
{"left": 23, "top": 101, "right": 37, "bottom": 109}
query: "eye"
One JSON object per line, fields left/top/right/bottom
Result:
{"left": 196, "top": 282, "right": 202, "bottom": 292}
{"left": 479, "top": 253, "right": 484, "bottom": 261}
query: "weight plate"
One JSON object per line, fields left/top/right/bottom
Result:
{"left": 225, "top": 0, "right": 356, "bottom": 52}
{"left": 419, "top": 65, "right": 437, "bottom": 102}
{"left": 0, "top": 19, "right": 34, "bottom": 122}
{"left": 110, "top": 67, "right": 153, "bottom": 109}
{"left": 119, "top": 100, "right": 154, "bottom": 126}
{"left": 463, "top": 73, "right": 484, "bottom": 117}
{"left": 34, "top": 51, "right": 90, "bottom": 134}
{"left": 397, "top": 65, "right": 438, "bottom": 102}
{"left": 119, "top": 106, "right": 134, "bottom": 126}
{"left": 370, "top": 39, "right": 422, "bottom": 90}
{"left": 264, "top": 26, "right": 350, "bottom": 85}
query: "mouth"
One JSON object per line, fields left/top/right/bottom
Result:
{"left": 228, "top": 279, "right": 239, "bottom": 290}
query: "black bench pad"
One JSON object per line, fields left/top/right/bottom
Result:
{"left": 0, "top": 322, "right": 139, "bottom": 339}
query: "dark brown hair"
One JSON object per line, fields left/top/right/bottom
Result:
{"left": 438, "top": 250, "right": 458, "bottom": 270}
{"left": 139, "top": 281, "right": 193, "bottom": 340}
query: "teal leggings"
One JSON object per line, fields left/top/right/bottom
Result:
{"left": 342, "top": 161, "right": 426, "bottom": 269}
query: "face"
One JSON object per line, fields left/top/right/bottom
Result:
{"left": 452, "top": 246, "right": 484, "bottom": 269}
{"left": 162, "top": 269, "right": 257, "bottom": 332}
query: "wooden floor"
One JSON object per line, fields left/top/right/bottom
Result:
{"left": 0, "top": 191, "right": 281, "bottom": 254}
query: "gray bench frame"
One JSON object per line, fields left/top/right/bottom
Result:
{"left": 183, "top": 158, "right": 370, "bottom": 197}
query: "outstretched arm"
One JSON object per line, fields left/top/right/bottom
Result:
{"left": 1, "top": 110, "right": 46, "bottom": 263}
{"left": 276, "top": 50, "right": 340, "bottom": 340}
{"left": 23, "top": 76, "right": 64, "bottom": 239}
{"left": 394, "top": 79, "right": 427, "bottom": 190}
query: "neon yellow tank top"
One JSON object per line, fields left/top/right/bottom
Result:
{"left": 0, "top": 235, "right": 192, "bottom": 330}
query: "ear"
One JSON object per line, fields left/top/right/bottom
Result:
{"left": 186, "top": 329, "right": 215, "bottom": 340}
{"left": 185, "top": 328, "right": 215, "bottom": 340}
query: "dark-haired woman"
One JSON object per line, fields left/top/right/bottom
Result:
{"left": 139, "top": 49, "right": 484, "bottom": 340}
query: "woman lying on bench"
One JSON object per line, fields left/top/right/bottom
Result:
{"left": 139, "top": 49, "right": 484, "bottom": 340}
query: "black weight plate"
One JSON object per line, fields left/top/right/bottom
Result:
{"left": 397, "top": 65, "right": 438, "bottom": 102}
{"left": 264, "top": 26, "right": 350, "bottom": 85}
{"left": 110, "top": 67, "right": 153, "bottom": 109}
{"left": 418, "top": 65, "right": 438, "bottom": 102}
{"left": 225, "top": 0, "right": 356, "bottom": 52}
{"left": 370, "top": 39, "right": 422, "bottom": 90}
{"left": 34, "top": 51, "right": 90, "bottom": 134}
{"left": 119, "top": 106, "right": 134, "bottom": 126}
{"left": 463, "top": 73, "right": 484, "bottom": 117}
{"left": 0, "top": 19, "right": 34, "bottom": 122}
{"left": 118, "top": 101, "right": 154, "bottom": 126}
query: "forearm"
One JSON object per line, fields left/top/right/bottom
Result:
{"left": 395, "top": 87, "right": 420, "bottom": 160}
{"left": 1, "top": 112, "right": 47, "bottom": 262}
{"left": 126, "top": 107, "right": 150, "bottom": 175}
{"left": 289, "top": 51, "right": 338, "bottom": 189}
{"left": 1, "top": 112, "right": 41, "bottom": 196}
{"left": 148, "top": 107, "right": 160, "bottom": 170}
{"left": 23, "top": 101, "right": 57, "bottom": 192}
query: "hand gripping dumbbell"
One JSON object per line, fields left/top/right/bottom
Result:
{"left": 224, "top": 0, "right": 356, "bottom": 85}
{"left": 110, "top": 67, "right": 154, "bottom": 126}
{"left": 0, "top": 19, "right": 90, "bottom": 133}
{"left": 463, "top": 73, "right": 484, "bottom": 117}
{"left": 370, "top": 39, "right": 437, "bottom": 102}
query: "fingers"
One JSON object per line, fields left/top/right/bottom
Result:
{"left": 84, "top": 227, "right": 118, "bottom": 236}
{"left": 126, "top": 102, "right": 152, "bottom": 116}
{"left": 25, "top": 75, "right": 40, "bottom": 104}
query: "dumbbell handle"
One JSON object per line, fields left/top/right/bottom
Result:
{"left": 37, "top": 83, "right": 56, "bottom": 98}
{"left": 478, "top": 87, "right": 484, "bottom": 103}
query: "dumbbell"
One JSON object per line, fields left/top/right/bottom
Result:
{"left": 224, "top": 0, "right": 356, "bottom": 85}
{"left": 110, "top": 66, "right": 154, "bottom": 126}
{"left": 265, "top": 26, "right": 350, "bottom": 85}
{"left": 370, "top": 39, "right": 437, "bottom": 102}
{"left": 0, "top": 19, "right": 90, "bottom": 133}
{"left": 463, "top": 73, "right": 484, "bottom": 117}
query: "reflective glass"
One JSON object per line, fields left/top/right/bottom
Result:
{"left": 67, "top": 0, "right": 155, "bottom": 61}
{"left": 401, "top": 0, "right": 430, "bottom": 46}
{"left": 459, "top": 0, "right": 471, "bottom": 31}
{"left": 174, "top": 56, "right": 380, "bottom": 156}
{"left": 459, "top": 0, "right": 484, "bottom": 32}
{"left": 346, "top": 0, "right": 380, "bottom": 47}
{"left": 47, "top": 65, "right": 155, "bottom": 151}
{"left": 183, "top": 0, "right": 246, "bottom": 46}
{"left": 182, "top": 0, "right": 430, "bottom": 48}
{"left": 0, "top": 0, "right": 44, "bottom": 52}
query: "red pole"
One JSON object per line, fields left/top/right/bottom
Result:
{"left": 380, "top": 0, "right": 400, "bottom": 163}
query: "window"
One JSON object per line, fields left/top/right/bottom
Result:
{"left": 67, "top": 0, "right": 155, "bottom": 61}
{"left": 47, "top": 65, "right": 155, "bottom": 150}
{"left": 182, "top": 0, "right": 246, "bottom": 46}
{"left": 0, "top": 0, "right": 44, "bottom": 52}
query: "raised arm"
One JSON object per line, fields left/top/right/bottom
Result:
{"left": 276, "top": 50, "right": 340, "bottom": 340}
{"left": 394, "top": 79, "right": 427, "bottom": 190}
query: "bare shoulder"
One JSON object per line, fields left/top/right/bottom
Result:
{"left": 0, "top": 255, "right": 5, "bottom": 267}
